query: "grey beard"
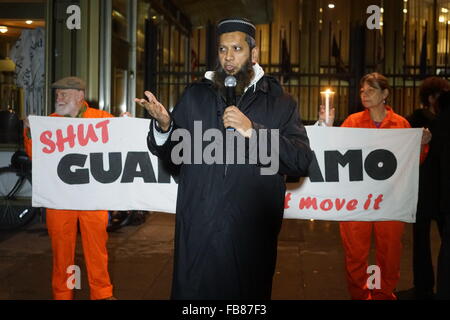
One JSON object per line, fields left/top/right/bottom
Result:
{"left": 213, "top": 60, "right": 255, "bottom": 98}
{"left": 55, "top": 102, "right": 80, "bottom": 116}
{"left": 55, "top": 104, "right": 73, "bottom": 116}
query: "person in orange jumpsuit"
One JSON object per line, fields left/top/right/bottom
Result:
{"left": 320, "top": 72, "right": 431, "bottom": 300}
{"left": 23, "top": 77, "right": 116, "bottom": 300}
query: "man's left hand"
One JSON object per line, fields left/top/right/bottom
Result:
{"left": 223, "top": 106, "right": 253, "bottom": 138}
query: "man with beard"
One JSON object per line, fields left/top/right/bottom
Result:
{"left": 23, "top": 77, "right": 116, "bottom": 300}
{"left": 136, "top": 18, "right": 312, "bottom": 299}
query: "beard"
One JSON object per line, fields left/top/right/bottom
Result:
{"left": 55, "top": 101, "right": 78, "bottom": 116}
{"left": 213, "top": 58, "right": 255, "bottom": 98}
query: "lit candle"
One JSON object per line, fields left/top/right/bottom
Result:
{"left": 320, "top": 89, "right": 335, "bottom": 126}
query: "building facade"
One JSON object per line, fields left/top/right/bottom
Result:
{"left": 1, "top": 0, "right": 449, "bottom": 123}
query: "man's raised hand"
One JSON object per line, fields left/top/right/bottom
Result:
{"left": 135, "top": 91, "right": 171, "bottom": 131}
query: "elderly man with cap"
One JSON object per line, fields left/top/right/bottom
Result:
{"left": 23, "top": 76, "right": 116, "bottom": 300}
{"left": 136, "top": 18, "right": 312, "bottom": 299}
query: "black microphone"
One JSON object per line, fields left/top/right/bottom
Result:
{"left": 224, "top": 75, "right": 237, "bottom": 131}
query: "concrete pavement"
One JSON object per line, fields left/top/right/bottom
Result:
{"left": 0, "top": 212, "right": 442, "bottom": 300}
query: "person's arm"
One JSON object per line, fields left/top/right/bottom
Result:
{"left": 139, "top": 90, "right": 186, "bottom": 164}
{"left": 152, "top": 121, "right": 173, "bottom": 146}
{"left": 23, "top": 127, "right": 32, "bottom": 159}
{"left": 23, "top": 117, "right": 32, "bottom": 159}
{"left": 146, "top": 118, "right": 177, "bottom": 165}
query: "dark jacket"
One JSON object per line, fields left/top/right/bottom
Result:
{"left": 406, "top": 108, "right": 436, "bottom": 129}
{"left": 147, "top": 75, "right": 312, "bottom": 299}
{"left": 409, "top": 108, "right": 438, "bottom": 221}
{"left": 417, "top": 97, "right": 450, "bottom": 219}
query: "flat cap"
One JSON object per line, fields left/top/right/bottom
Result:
{"left": 217, "top": 18, "right": 256, "bottom": 39}
{"left": 51, "top": 76, "right": 86, "bottom": 90}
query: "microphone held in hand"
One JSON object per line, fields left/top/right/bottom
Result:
{"left": 225, "top": 75, "right": 237, "bottom": 106}
{"left": 224, "top": 75, "right": 237, "bottom": 131}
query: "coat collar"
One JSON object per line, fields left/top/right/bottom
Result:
{"left": 204, "top": 63, "right": 265, "bottom": 93}
{"left": 200, "top": 68, "right": 283, "bottom": 97}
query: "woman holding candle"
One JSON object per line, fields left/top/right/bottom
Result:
{"left": 319, "top": 72, "right": 431, "bottom": 300}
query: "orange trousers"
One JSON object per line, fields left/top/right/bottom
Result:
{"left": 46, "top": 209, "right": 113, "bottom": 300}
{"left": 339, "top": 221, "right": 405, "bottom": 300}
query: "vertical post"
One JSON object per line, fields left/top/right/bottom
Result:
{"left": 288, "top": 21, "right": 294, "bottom": 93}
{"left": 445, "top": 21, "right": 449, "bottom": 77}
{"left": 44, "top": 0, "right": 54, "bottom": 116}
{"left": 99, "top": 0, "right": 112, "bottom": 112}
{"left": 328, "top": 21, "right": 331, "bottom": 85}
{"left": 186, "top": 32, "right": 190, "bottom": 85}
{"left": 279, "top": 28, "right": 282, "bottom": 83}
{"left": 373, "top": 25, "right": 377, "bottom": 72}
{"left": 205, "top": 21, "right": 216, "bottom": 71}
{"left": 402, "top": 20, "right": 407, "bottom": 115}
{"left": 197, "top": 28, "right": 200, "bottom": 74}
{"left": 168, "top": 23, "right": 172, "bottom": 107}
{"left": 269, "top": 23, "right": 272, "bottom": 73}
{"left": 289, "top": 20, "right": 292, "bottom": 91}
{"left": 298, "top": 27, "right": 301, "bottom": 117}
{"left": 432, "top": 0, "right": 438, "bottom": 75}
{"left": 82, "top": 0, "right": 100, "bottom": 104}
{"left": 338, "top": 29, "right": 342, "bottom": 114}
{"left": 158, "top": 26, "right": 162, "bottom": 100}
{"left": 258, "top": 30, "right": 263, "bottom": 65}
{"left": 144, "top": 18, "right": 157, "bottom": 118}
{"left": 308, "top": 21, "right": 312, "bottom": 121}
{"left": 383, "top": 22, "right": 386, "bottom": 74}
{"left": 128, "top": 0, "right": 137, "bottom": 116}
{"left": 318, "top": 22, "right": 322, "bottom": 78}
{"left": 177, "top": 28, "right": 181, "bottom": 98}
{"left": 413, "top": 29, "right": 417, "bottom": 108}
{"left": 393, "top": 30, "right": 397, "bottom": 109}
{"left": 70, "top": 20, "right": 77, "bottom": 75}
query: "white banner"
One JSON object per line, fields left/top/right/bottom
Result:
{"left": 284, "top": 126, "right": 420, "bottom": 223}
{"left": 29, "top": 116, "right": 421, "bottom": 222}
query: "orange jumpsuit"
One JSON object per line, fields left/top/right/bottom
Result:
{"left": 24, "top": 102, "right": 114, "bottom": 300}
{"left": 340, "top": 106, "right": 412, "bottom": 300}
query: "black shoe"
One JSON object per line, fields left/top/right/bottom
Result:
{"left": 128, "top": 211, "right": 149, "bottom": 226}
{"left": 107, "top": 211, "right": 131, "bottom": 232}
{"left": 396, "top": 288, "right": 435, "bottom": 300}
{"left": 412, "top": 288, "right": 435, "bottom": 300}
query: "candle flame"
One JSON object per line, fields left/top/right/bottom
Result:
{"left": 320, "top": 88, "right": 335, "bottom": 95}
